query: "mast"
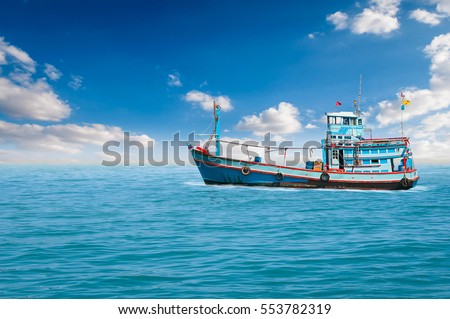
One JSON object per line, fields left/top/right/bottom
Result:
{"left": 213, "top": 101, "right": 221, "bottom": 156}
{"left": 356, "top": 74, "right": 362, "bottom": 117}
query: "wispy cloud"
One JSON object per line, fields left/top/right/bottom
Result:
{"left": 236, "top": 102, "right": 301, "bottom": 137}
{"left": 0, "top": 37, "right": 36, "bottom": 72}
{"left": 167, "top": 72, "right": 182, "bottom": 87}
{"left": 0, "top": 120, "right": 153, "bottom": 163}
{"left": 409, "top": 0, "right": 450, "bottom": 26}
{"left": 44, "top": 63, "right": 63, "bottom": 81}
{"left": 68, "top": 74, "right": 83, "bottom": 90}
{"left": 184, "top": 90, "right": 233, "bottom": 111}
{"left": 307, "top": 32, "right": 324, "bottom": 39}
{"left": 305, "top": 123, "right": 318, "bottom": 129}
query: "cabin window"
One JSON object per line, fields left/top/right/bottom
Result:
{"left": 371, "top": 159, "right": 379, "bottom": 164}
{"left": 388, "top": 148, "right": 395, "bottom": 153}
{"left": 370, "top": 149, "right": 378, "bottom": 154}
{"left": 331, "top": 135, "right": 336, "bottom": 139}
{"left": 379, "top": 149, "right": 387, "bottom": 154}
{"left": 362, "top": 149, "right": 369, "bottom": 154}
{"left": 363, "top": 160, "right": 370, "bottom": 165}
{"left": 380, "top": 159, "right": 387, "bottom": 164}
{"left": 343, "top": 117, "right": 349, "bottom": 125}
{"left": 332, "top": 150, "right": 339, "bottom": 159}
{"left": 338, "top": 136, "right": 343, "bottom": 139}
{"left": 350, "top": 118, "right": 356, "bottom": 125}
{"left": 334, "top": 117, "right": 342, "bottom": 124}
{"left": 358, "top": 119, "right": 362, "bottom": 125}
{"left": 328, "top": 117, "right": 333, "bottom": 124}
{"left": 345, "top": 136, "right": 351, "bottom": 140}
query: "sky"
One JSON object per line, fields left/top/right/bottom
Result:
{"left": 1, "top": 0, "right": 450, "bottom": 164}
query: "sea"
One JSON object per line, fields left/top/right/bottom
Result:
{"left": 0, "top": 165, "right": 449, "bottom": 298}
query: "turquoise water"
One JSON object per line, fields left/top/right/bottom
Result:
{"left": 1, "top": 165, "right": 449, "bottom": 298}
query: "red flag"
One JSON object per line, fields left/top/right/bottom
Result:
{"left": 336, "top": 101, "right": 342, "bottom": 106}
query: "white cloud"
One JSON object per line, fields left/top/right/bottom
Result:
{"left": 326, "top": 11, "right": 350, "bottom": 30}
{"left": 236, "top": 102, "right": 302, "bottom": 136}
{"left": 436, "top": 0, "right": 450, "bottom": 15}
{"left": 376, "top": 32, "right": 450, "bottom": 126}
{"left": 0, "top": 77, "right": 71, "bottom": 121}
{"left": 410, "top": 9, "right": 443, "bottom": 26}
{"left": 352, "top": 0, "right": 400, "bottom": 35}
{"left": 307, "top": 32, "right": 323, "bottom": 39}
{"left": 409, "top": 1, "right": 450, "bottom": 26}
{"left": 369, "top": 32, "right": 450, "bottom": 163}
{"left": 68, "top": 75, "right": 83, "bottom": 90}
{"left": 167, "top": 72, "right": 182, "bottom": 87}
{"left": 0, "top": 36, "right": 71, "bottom": 122}
{"left": 184, "top": 90, "right": 233, "bottom": 111}
{"left": 44, "top": 63, "right": 63, "bottom": 81}
{"left": 420, "top": 110, "right": 450, "bottom": 133}
{"left": 0, "top": 120, "right": 153, "bottom": 156}
{"left": 0, "top": 36, "right": 154, "bottom": 164}
{"left": 0, "top": 37, "right": 36, "bottom": 72}
{"left": 328, "top": 0, "right": 401, "bottom": 36}
{"left": 305, "top": 123, "right": 318, "bottom": 129}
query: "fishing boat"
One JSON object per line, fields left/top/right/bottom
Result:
{"left": 189, "top": 93, "right": 419, "bottom": 190}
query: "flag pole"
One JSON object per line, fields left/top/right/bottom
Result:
{"left": 357, "top": 74, "right": 362, "bottom": 117}
{"left": 400, "top": 92, "right": 405, "bottom": 138}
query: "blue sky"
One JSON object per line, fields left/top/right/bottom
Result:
{"left": 1, "top": 0, "right": 450, "bottom": 164}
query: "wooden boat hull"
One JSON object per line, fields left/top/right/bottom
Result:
{"left": 191, "top": 149, "right": 419, "bottom": 190}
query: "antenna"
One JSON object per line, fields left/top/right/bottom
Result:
{"left": 357, "top": 74, "right": 362, "bottom": 117}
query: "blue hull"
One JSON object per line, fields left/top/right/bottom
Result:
{"left": 191, "top": 149, "right": 419, "bottom": 190}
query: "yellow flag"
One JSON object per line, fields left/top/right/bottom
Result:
{"left": 403, "top": 100, "right": 411, "bottom": 105}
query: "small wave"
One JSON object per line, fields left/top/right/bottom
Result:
{"left": 183, "top": 181, "right": 205, "bottom": 187}
{"left": 407, "top": 185, "right": 430, "bottom": 192}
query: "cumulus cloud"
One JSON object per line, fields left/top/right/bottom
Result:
{"left": 68, "top": 75, "right": 83, "bottom": 90}
{"left": 376, "top": 32, "right": 450, "bottom": 126}
{"left": 44, "top": 63, "right": 63, "bottom": 81}
{"left": 327, "top": 0, "right": 401, "bottom": 36}
{"left": 369, "top": 32, "right": 450, "bottom": 163}
{"left": 0, "top": 36, "right": 71, "bottom": 121}
{"left": 352, "top": 0, "right": 400, "bottom": 35}
{"left": 184, "top": 90, "right": 233, "bottom": 111}
{"left": 436, "top": 0, "right": 450, "bottom": 15}
{"left": 326, "top": 11, "right": 349, "bottom": 30}
{"left": 0, "top": 77, "right": 71, "bottom": 121}
{"left": 0, "top": 120, "right": 153, "bottom": 155}
{"left": 236, "top": 102, "right": 302, "bottom": 137}
{"left": 167, "top": 72, "right": 182, "bottom": 87}
{"left": 0, "top": 36, "right": 156, "bottom": 164}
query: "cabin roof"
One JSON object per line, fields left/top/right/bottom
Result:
{"left": 326, "top": 111, "right": 358, "bottom": 117}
